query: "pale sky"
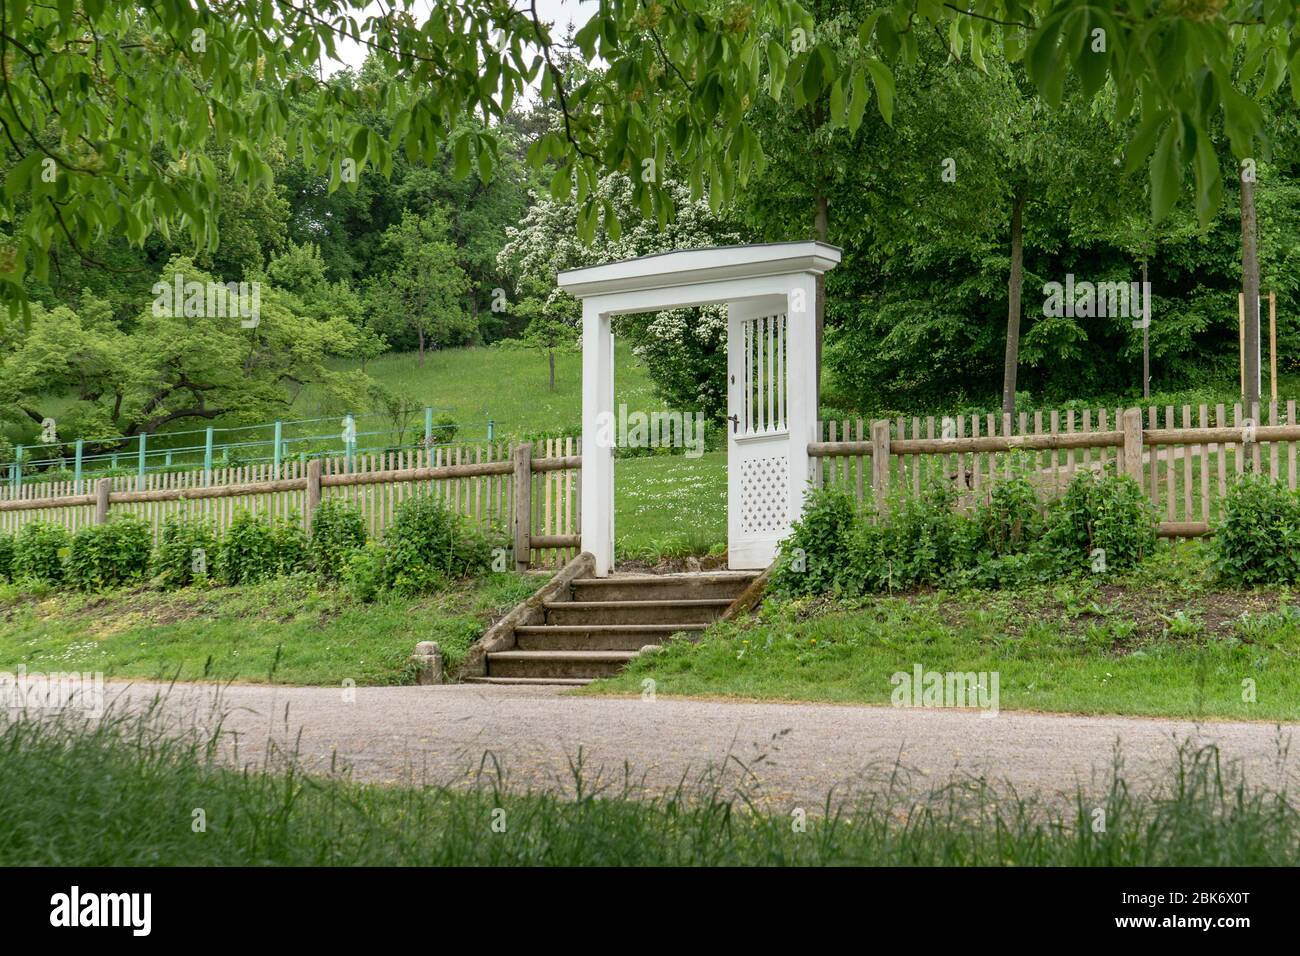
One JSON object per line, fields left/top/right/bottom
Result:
{"left": 325, "top": 0, "right": 593, "bottom": 75}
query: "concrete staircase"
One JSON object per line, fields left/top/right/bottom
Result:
{"left": 467, "top": 571, "right": 759, "bottom": 685}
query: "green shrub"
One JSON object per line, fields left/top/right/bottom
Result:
{"left": 427, "top": 414, "right": 458, "bottom": 446}
{"left": 879, "top": 480, "right": 964, "bottom": 588}
{"left": 1040, "top": 471, "right": 1157, "bottom": 573}
{"left": 381, "top": 494, "right": 492, "bottom": 595}
{"left": 154, "top": 515, "right": 217, "bottom": 589}
{"left": 770, "top": 488, "right": 858, "bottom": 597}
{"left": 215, "top": 511, "right": 280, "bottom": 585}
{"left": 342, "top": 541, "right": 387, "bottom": 602}
{"left": 13, "top": 521, "right": 70, "bottom": 584}
{"left": 970, "top": 477, "right": 1041, "bottom": 557}
{"left": 0, "top": 532, "right": 14, "bottom": 582}
{"left": 66, "top": 515, "right": 153, "bottom": 590}
{"left": 310, "top": 500, "right": 367, "bottom": 580}
{"left": 1212, "top": 475, "right": 1300, "bottom": 585}
{"left": 269, "top": 513, "right": 307, "bottom": 576}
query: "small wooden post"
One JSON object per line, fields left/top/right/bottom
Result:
{"left": 94, "top": 477, "right": 111, "bottom": 525}
{"left": 304, "top": 458, "right": 322, "bottom": 534}
{"left": 1239, "top": 292, "right": 1246, "bottom": 399}
{"left": 870, "top": 420, "right": 890, "bottom": 515}
{"left": 512, "top": 442, "right": 532, "bottom": 571}
{"left": 1122, "top": 408, "right": 1143, "bottom": 484}
{"left": 1270, "top": 291, "right": 1278, "bottom": 405}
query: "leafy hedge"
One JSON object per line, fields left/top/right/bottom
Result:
{"left": 1212, "top": 476, "right": 1300, "bottom": 585}
{"left": 1, "top": 496, "right": 500, "bottom": 598}
{"left": 155, "top": 515, "right": 218, "bottom": 589}
{"left": 66, "top": 516, "right": 152, "bottom": 590}
{"left": 772, "top": 470, "right": 1159, "bottom": 598}
{"left": 346, "top": 493, "right": 493, "bottom": 599}
{"left": 13, "top": 521, "right": 70, "bottom": 585}
{"left": 0, "top": 532, "right": 14, "bottom": 582}
{"left": 309, "top": 500, "right": 367, "bottom": 581}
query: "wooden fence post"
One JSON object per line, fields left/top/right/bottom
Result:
{"left": 304, "top": 458, "right": 322, "bottom": 534}
{"left": 512, "top": 442, "right": 532, "bottom": 571}
{"left": 870, "top": 420, "right": 890, "bottom": 514}
{"left": 94, "top": 478, "right": 111, "bottom": 524}
{"left": 1122, "top": 408, "right": 1143, "bottom": 484}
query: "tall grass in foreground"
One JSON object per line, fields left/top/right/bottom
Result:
{"left": 1, "top": 703, "right": 1297, "bottom": 866}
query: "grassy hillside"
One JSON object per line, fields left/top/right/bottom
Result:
{"left": 311, "top": 341, "right": 670, "bottom": 439}
{"left": 0, "top": 574, "right": 538, "bottom": 685}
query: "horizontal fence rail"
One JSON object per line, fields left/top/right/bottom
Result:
{"left": 812, "top": 401, "right": 1300, "bottom": 537}
{"left": 0, "top": 439, "right": 581, "bottom": 570}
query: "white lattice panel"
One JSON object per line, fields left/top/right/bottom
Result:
{"left": 738, "top": 455, "right": 789, "bottom": 534}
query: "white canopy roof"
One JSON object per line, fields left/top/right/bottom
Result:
{"left": 556, "top": 241, "right": 842, "bottom": 299}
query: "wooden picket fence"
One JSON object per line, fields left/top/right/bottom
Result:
{"left": 0, "top": 438, "right": 581, "bottom": 569}
{"left": 812, "top": 401, "right": 1300, "bottom": 535}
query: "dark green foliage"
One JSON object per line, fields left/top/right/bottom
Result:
{"left": 269, "top": 514, "right": 308, "bottom": 576}
{"left": 427, "top": 415, "right": 458, "bottom": 446}
{"left": 154, "top": 515, "right": 218, "bottom": 589}
{"left": 342, "top": 542, "right": 388, "bottom": 603}
{"left": 0, "top": 532, "right": 14, "bottom": 582}
{"left": 13, "top": 521, "right": 70, "bottom": 585}
{"left": 65, "top": 516, "right": 153, "bottom": 591}
{"left": 1212, "top": 476, "right": 1300, "bottom": 585}
{"left": 215, "top": 512, "right": 280, "bottom": 585}
{"left": 309, "top": 500, "right": 367, "bottom": 580}
{"left": 380, "top": 494, "right": 493, "bottom": 596}
{"left": 1040, "top": 472, "right": 1158, "bottom": 573}
{"left": 774, "top": 470, "right": 1160, "bottom": 597}
{"left": 971, "top": 477, "right": 1041, "bottom": 557}
{"left": 770, "top": 488, "right": 858, "bottom": 597}
{"left": 875, "top": 482, "right": 965, "bottom": 589}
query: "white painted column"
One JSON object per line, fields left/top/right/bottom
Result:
{"left": 784, "top": 274, "right": 819, "bottom": 526}
{"left": 581, "top": 299, "right": 615, "bottom": 575}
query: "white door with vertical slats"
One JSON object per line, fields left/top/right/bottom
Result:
{"left": 727, "top": 302, "right": 791, "bottom": 569}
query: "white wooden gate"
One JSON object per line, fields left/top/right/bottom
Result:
{"left": 727, "top": 304, "right": 792, "bottom": 569}
{"left": 558, "top": 242, "right": 839, "bottom": 575}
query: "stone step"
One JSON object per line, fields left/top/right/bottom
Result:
{"left": 463, "top": 676, "right": 592, "bottom": 686}
{"left": 514, "top": 623, "right": 706, "bottom": 651}
{"left": 486, "top": 649, "right": 640, "bottom": 680}
{"left": 571, "top": 573, "right": 757, "bottom": 602}
{"left": 543, "top": 599, "right": 730, "bottom": 626}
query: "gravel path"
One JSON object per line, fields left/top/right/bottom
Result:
{"left": 100, "top": 681, "right": 1299, "bottom": 811}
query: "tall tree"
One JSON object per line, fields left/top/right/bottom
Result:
{"left": 367, "top": 211, "right": 473, "bottom": 363}
{"left": 2, "top": 1, "right": 1292, "bottom": 322}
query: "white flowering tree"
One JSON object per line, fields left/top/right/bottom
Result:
{"left": 498, "top": 173, "right": 745, "bottom": 419}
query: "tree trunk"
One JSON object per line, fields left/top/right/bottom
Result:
{"left": 814, "top": 192, "right": 828, "bottom": 414}
{"left": 1241, "top": 175, "right": 1261, "bottom": 411}
{"left": 418, "top": 327, "right": 426, "bottom": 366}
{"left": 1141, "top": 259, "right": 1150, "bottom": 399}
{"left": 1001, "top": 191, "right": 1027, "bottom": 418}
{"left": 548, "top": 349, "right": 556, "bottom": 392}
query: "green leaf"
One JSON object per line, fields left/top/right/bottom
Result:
{"left": 767, "top": 40, "right": 788, "bottom": 98}
{"left": 865, "top": 59, "right": 893, "bottom": 126}
{"left": 1125, "top": 113, "right": 1165, "bottom": 175}
{"left": 848, "top": 68, "right": 868, "bottom": 134}
{"left": 829, "top": 77, "right": 847, "bottom": 127}
{"left": 1025, "top": 10, "right": 1068, "bottom": 107}
{"left": 1150, "top": 119, "right": 1182, "bottom": 224}
{"left": 802, "top": 47, "right": 827, "bottom": 103}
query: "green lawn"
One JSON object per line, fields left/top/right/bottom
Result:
{"left": 615, "top": 450, "right": 727, "bottom": 559}
{"left": 0, "top": 573, "right": 538, "bottom": 685}
{"left": 584, "top": 542, "right": 1300, "bottom": 722}
{"left": 312, "top": 340, "right": 668, "bottom": 441}
{"left": 3, "top": 706, "right": 1296, "bottom": 865}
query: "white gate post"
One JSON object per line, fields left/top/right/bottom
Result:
{"left": 581, "top": 299, "right": 615, "bottom": 576}
{"left": 785, "top": 274, "right": 819, "bottom": 528}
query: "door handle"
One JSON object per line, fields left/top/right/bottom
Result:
{"left": 728, "top": 414, "right": 741, "bottom": 433}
